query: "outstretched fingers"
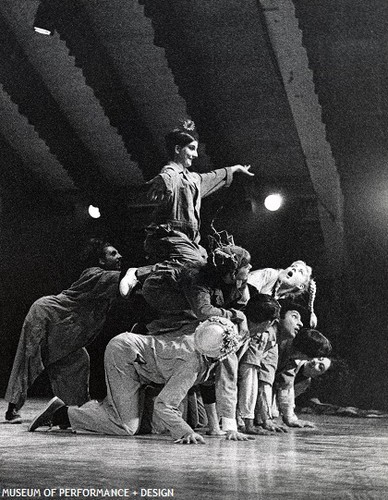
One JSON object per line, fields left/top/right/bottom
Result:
{"left": 174, "top": 432, "right": 206, "bottom": 445}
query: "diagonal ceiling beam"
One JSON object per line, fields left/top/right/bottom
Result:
{"left": 44, "top": 0, "right": 161, "bottom": 181}
{"left": 0, "top": 9, "right": 108, "bottom": 202}
{"left": 259, "top": 0, "right": 344, "bottom": 276}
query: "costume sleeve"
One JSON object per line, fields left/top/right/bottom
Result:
{"left": 275, "top": 360, "right": 303, "bottom": 423}
{"left": 294, "top": 378, "right": 311, "bottom": 399}
{"left": 240, "top": 331, "right": 272, "bottom": 366}
{"left": 93, "top": 270, "right": 121, "bottom": 298}
{"left": 157, "top": 166, "right": 182, "bottom": 196}
{"left": 247, "top": 268, "right": 279, "bottom": 295}
{"left": 215, "top": 353, "right": 238, "bottom": 431}
{"left": 153, "top": 361, "right": 199, "bottom": 440}
{"left": 255, "top": 345, "right": 278, "bottom": 424}
{"left": 258, "top": 344, "right": 278, "bottom": 385}
{"left": 256, "top": 382, "right": 274, "bottom": 423}
{"left": 277, "top": 386, "right": 298, "bottom": 423}
{"left": 199, "top": 167, "right": 233, "bottom": 199}
{"left": 275, "top": 361, "right": 299, "bottom": 389}
{"left": 183, "top": 283, "right": 234, "bottom": 321}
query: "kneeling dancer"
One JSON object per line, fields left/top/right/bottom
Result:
{"left": 29, "top": 316, "right": 252, "bottom": 444}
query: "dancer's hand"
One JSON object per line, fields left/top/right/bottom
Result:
{"left": 174, "top": 432, "right": 206, "bottom": 445}
{"left": 230, "top": 165, "right": 254, "bottom": 176}
{"left": 262, "top": 421, "right": 288, "bottom": 433}
{"left": 225, "top": 431, "right": 255, "bottom": 441}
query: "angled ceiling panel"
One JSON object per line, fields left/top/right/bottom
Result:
{"left": 80, "top": 0, "right": 211, "bottom": 172}
{"left": 0, "top": 0, "right": 144, "bottom": 191}
{"left": 0, "top": 83, "right": 74, "bottom": 191}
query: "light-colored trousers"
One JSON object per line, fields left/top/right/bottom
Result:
{"left": 238, "top": 362, "right": 259, "bottom": 419}
{"left": 69, "top": 335, "right": 143, "bottom": 435}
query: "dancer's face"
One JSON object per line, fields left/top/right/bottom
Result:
{"left": 279, "top": 310, "right": 303, "bottom": 339}
{"left": 278, "top": 262, "right": 309, "bottom": 291}
{"left": 175, "top": 140, "right": 198, "bottom": 168}
{"left": 303, "top": 357, "right": 331, "bottom": 378}
{"left": 100, "top": 246, "right": 122, "bottom": 270}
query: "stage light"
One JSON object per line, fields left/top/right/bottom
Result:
{"left": 34, "top": 2, "right": 54, "bottom": 36}
{"left": 264, "top": 193, "right": 283, "bottom": 211}
{"left": 88, "top": 205, "right": 101, "bottom": 219}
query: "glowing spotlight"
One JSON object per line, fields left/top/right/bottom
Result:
{"left": 88, "top": 205, "right": 101, "bottom": 219}
{"left": 264, "top": 194, "right": 283, "bottom": 212}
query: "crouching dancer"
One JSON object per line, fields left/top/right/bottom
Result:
{"left": 29, "top": 316, "right": 254, "bottom": 444}
{"left": 4, "top": 238, "right": 130, "bottom": 424}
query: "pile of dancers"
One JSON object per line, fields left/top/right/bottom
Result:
{"left": 4, "top": 120, "right": 332, "bottom": 444}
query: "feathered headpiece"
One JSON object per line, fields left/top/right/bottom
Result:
{"left": 194, "top": 316, "right": 244, "bottom": 360}
{"left": 208, "top": 219, "right": 238, "bottom": 270}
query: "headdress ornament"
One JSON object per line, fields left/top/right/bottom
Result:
{"left": 207, "top": 218, "right": 239, "bottom": 270}
{"left": 194, "top": 316, "right": 243, "bottom": 360}
{"left": 181, "top": 119, "right": 195, "bottom": 132}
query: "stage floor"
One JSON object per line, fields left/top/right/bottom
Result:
{"left": 1, "top": 398, "right": 387, "bottom": 500}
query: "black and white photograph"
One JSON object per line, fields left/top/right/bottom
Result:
{"left": 1, "top": 1, "right": 388, "bottom": 499}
